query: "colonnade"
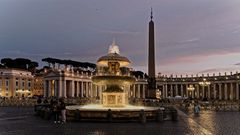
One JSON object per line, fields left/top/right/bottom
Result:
{"left": 129, "top": 83, "right": 146, "bottom": 99}
{"left": 44, "top": 79, "right": 93, "bottom": 98}
{"left": 160, "top": 82, "right": 239, "bottom": 100}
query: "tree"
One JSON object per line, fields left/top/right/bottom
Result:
{"left": 1, "top": 58, "right": 14, "bottom": 68}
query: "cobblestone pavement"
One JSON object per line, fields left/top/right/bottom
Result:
{"left": 0, "top": 107, "right": 239, "bottom": 135}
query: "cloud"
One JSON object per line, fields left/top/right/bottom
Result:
{"left": 178, "top": 38, "right": 200, "bottom": 44}
{"left": 159, "top": 46, "right": 240, "bottom": 66}
{"left": 101, "top": 30, "right": 139, "bottom": 36}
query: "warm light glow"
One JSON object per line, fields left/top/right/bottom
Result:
{"left": 187, "top": 85, "right": 195, "bottom": 91}
{"left": 199, "top": 78, "right": 211, "bottom": 86}
{"left": 67, "top": 104, "right": 160, "bottom": 111}
{"left": 16, "top": 90, "right": 31, "bottom": 93}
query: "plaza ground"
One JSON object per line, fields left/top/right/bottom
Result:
{"left": 0, "top": 107, "right": 239, "bottom": 135}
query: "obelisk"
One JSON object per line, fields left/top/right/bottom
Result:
{"left": 148, "top": 8, "right": 157, "bottom": 98}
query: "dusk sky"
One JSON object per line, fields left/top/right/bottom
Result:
{"left": 1, "top": 0, "right": 240, "bottom": 76}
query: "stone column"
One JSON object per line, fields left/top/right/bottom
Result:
{"left": 213, "top": 83, "right": 216, "bottom": 99}
{"left": 63, "top": 80, "right": 66, "bottom": 98}
{"left": 133, "top": 84, "right": 136, "bottom": 98}
{"left": 175, "top": 84, "right": 178, "bottom": 96}
{"left": 81, "top": 81, "right": 83, "bottom": 97}
{"left": 170, "top": 84, "right": 173, "bottom": 97}
{"left": 86, "top": 82, "right": 89, "bottom": 97}
{"left": 219, "top": 83, "right": 222, "bottom": 100}
{"left": 224, "top": 83, "right": 228, "bottom": 100}
{"left": 196, "top": 84, "right": 199, "bottom": 99}
{"left": 48, "top": 80, "right": 52, "bottom": 97}
{"left": 208, "top": 85, "right": 210, "bottom": 99}
{"left": 44, "top": 80, "right": 47, "bottom": 97}
{"left": 71, "top": 81, "right": 74, "bottom": 97}
{"left": 202, "top": 85, "right": 205, "bottom": 99}
{"left": 143, "top": 84, "right": 145, "bottom": 99}
{"left": 137, "top": 84, "right": 140, "bottom": 98}
{"left": 181, "top": 84, "right": 183, "bottom": 97}
{"left": 236, "top": 83, "right": 239, "bottom": 100}
{"left": 186, "top": 84, "right": 189, "bottom": 97}
{"left": 76, "top": 81, "right": 79, "bottom": 97}
{"left": 90, "top": 82, "right": 93, "bottom": 97}
{"left": 230, "top": 83, "right": 233, "bottom": 100}
{"left": 166, "top": 84, "right": 168, "bottom": 98}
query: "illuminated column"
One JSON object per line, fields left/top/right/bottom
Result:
{"left": 170, "top": 84, "right": 173, "bottom": 97}
{"left": 207, "top": 85, "right": 210, "bottom": 99}
{"left": 90, "top": 82, "right": 93, "bottom": 97}
{"left": 58, "top": 80, "right": 62, "bottom": 97}
{"left": 143, "top": 84, "right": 145, "bottom": 98}
{"left": 236, "top": 83, "right": 239, "bottom": 100}
{"left": 213, "top": 83, "right": 216, "bottom": 99}
{"left": 76, "top": 81, "right": 79, "bottom": 97}
{"left": 71, "top": 81, "right": 74, "bottom": 97}
{"left": 162, "top": 85, "right": 165, "bottom": 98}
{"left": 44, "top": 80, "right": 47, "bottom": 97}
{"left": 230, "top": 83, "right": 233, "bottom": 100}
{"left": 137, "top": 84, "right": 140, "bottom": 98}
{"left": 99, "top": 86, "right": 102, "bottom": 100}
{"left": 219, "top": 83, "right": 222, "bottom": 100}
{"left": 62, "top": 80, "right": 66, "bottom": 98}
{"left": 85, "top": 82, "right": 89, "bottom": 97}
{"left": 48, "top": 80, "right": 52, "bottom": 97}
{"left": 133, "top": 84, "right": 136, "bottom": 98}
{"left": 81, "top": 81, "right": 83, "bottom": 97}
{"left": 224, "top": 83, "right": 228, "bottom": 100}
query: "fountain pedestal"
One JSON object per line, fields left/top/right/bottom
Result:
{"left": 102, "top": 92, "right": 125, "bottom": 107}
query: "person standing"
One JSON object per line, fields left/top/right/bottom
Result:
{"left": 59, "top": 98, "right": 66, "bottom": 124}
{"left": 52, "top": 99, "right": 60, "bottom": 123}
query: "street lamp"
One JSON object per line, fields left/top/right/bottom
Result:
{"left": 187, "top": 84, "right": 195, "bottom": 98}
{"left": 199, "top": 78, "right": 211, "bottom": 86}
{"left": 199, "top": 78, "right": 211, "bottom": 99}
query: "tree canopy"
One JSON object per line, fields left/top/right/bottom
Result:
{"left": 0, "top": 58, "right": 39, "bottom": 72}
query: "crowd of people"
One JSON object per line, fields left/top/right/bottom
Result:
{"left": 37, "top": 97, "right": 66, "bottom": 124}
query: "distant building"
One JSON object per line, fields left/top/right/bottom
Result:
{"left": 33, "top": 73, "right": 44, "bottom": 96}
{"left": 0, "top": 68, "right": 34, "bottom": 97}
{"left": 44, "top": 68, "right": 94, "bottom": 98}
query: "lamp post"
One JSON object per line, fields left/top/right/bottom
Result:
{"left": 199, "top": 78, "right": 211, "bottom": 99}
{"left": 187, "top": 84, "right": 195, "bottom": 98}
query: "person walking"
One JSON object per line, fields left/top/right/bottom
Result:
{"left": 59, "top": 98, "right": 66, "bottom": 124}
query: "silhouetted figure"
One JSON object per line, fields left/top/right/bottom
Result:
{"left": 52, "top": 99, "right": 60, "bottom": 123}
{"left": 59, "top": 98, "right": 66, "bottom": 123}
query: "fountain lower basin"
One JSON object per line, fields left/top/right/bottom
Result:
{"left": 66, "top": 104, "right": 164, "bottom": 122}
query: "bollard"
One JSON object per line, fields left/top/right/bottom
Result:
{"left": 75, "top": 109, "right": 81, "bottom": 122}
{"left": 171, "top": 109, "right": 178, "bottom": 121}
{"left": 107, "top": 109, "right": 112, "bottom": 122}
{"left": 156, "top": 109, "right": 163, "bottom": 122}
{"left": 139, "top": 109, "right": 146, "bottom": 124}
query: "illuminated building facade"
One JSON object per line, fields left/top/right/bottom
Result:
{"left": 44, "top": 69, "right": 94, "bottom": 98}
{"left": 0, "top": 68, "right": 34, "bottom": 97}
{"left": 33, "top": 73, "right": 44, "bottom": 96}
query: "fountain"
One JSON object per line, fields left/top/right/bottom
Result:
{"left": 66, "top": 41, "right": 164, "bottom": 122}
{"left": 92, "top": 40, "right": 135, "bottom": 107}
